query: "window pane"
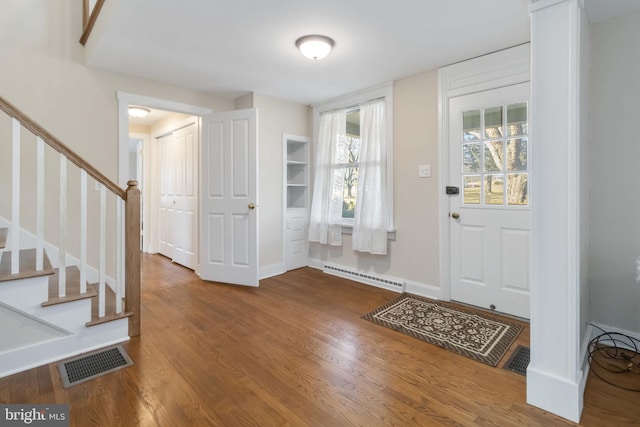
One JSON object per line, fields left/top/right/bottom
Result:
{"left": 463, "top": 143, "right": 481, "bottom": 173}
{"left": 484, "top": 141, "right": 503, "bottom": 172}
{"left": 342, "top": 167, "right": 358, "bottom": 218}
{"left": 484, "top": 106, "right": 503, "bottom": 139}
{"left": 507, "top": 173, "right": 528, "bottom": 205}
{"left": 463, "top": 110, "right": 481, "bottom": 141}
{"left": 463, "top": 176, "right": 481, "bottom": 204}
{"left": 484, "top": 175, "right": 504, "bottom": 205}
{"left": 507, "top": 138, "right": 527, "bottom": 171}
{"left": 507, "top": 102, "right": 528, "bottom": 136}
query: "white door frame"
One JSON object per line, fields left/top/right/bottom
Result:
{"left": 438, "top": 44, "right": 530, "bottom": 301}
{"left": 116, "top": 92, "right": 212, "bottom": 268}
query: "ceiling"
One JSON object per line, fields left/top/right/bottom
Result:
{"left": 87, "top": 0, "right": 531, "bottom": 105}
{"left": 87, "top": 1, "right": 640, "bottom": 107}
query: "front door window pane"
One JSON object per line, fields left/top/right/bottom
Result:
{"left": 507, "top": 138, "right": 527, "bottom": 172}
{"left": 463, "top": 176, "right": 481, "bottom": 204}
{"left": 463, "top": 110, "right": 481, "bottom": 141}
{"left": 484, "top": 141, "right": 503, "bottom": 172}
{"left": 507, "top": 173, "right": 528, "bottom": 205}
{"left": 484, "top": 106, "right": 503, "bottom": 139}
{"left": 484, "top": 175, "right": 504, "bottom": 205}
{"left": 507, "top": 102, "right": 528, "bottom": 136}
{"left": 463, "top": 143, "right": 481, "bottom": 173}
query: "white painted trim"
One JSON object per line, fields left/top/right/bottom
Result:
{"left": 589, "top": 322, "right": 640, "bottom": 350}
{"left": 259, "top": 263, "right": 286, "bottom": 280}
{"left": 404, "top": 280, "right": 442, "bottom": 300}
{"left": 116, "top": 91, "right": 212, "bottom": 188}
{"left": 437, "top": 44, "right": 531, "bottom": 303}
{"left": 526, "top": 366, "right": 583, "bottom": 423}
{"left": 99, "top": 185, "right": 106, "bottom": 318}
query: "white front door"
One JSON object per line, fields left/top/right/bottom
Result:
{"left": 448, "top": 83, "right": 530, "bottom": 318}
{"left": 199, "top": 109, "right": 259, "bottom": 286}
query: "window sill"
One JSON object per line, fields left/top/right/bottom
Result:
{"left": 340, "top": 225, "right": 396, "bottom": 241}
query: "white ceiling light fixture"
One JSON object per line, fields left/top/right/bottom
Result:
{"left": 295, "top": 35, "right": 335, "bottom": 61}
{"left": 128, "top": 106, "right": 150, "bottom": 119}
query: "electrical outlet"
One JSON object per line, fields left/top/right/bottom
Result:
{"left": 419, "top": 164, "right": 431, "bottom": 178}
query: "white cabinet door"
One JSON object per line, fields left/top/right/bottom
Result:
{"left": 449, "top": 83, "right": 530, "bottom": 319}
{"left": 199, "top": 109, "right": 258, "bottom": 286}
{"left": 285, "top": 209, "right": 308, "bottom": 270}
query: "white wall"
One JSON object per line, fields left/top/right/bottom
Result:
{"left": 251, "top": 94, "right": 311, "bottom": 272}
{"left": 309, "top": 71, "right": 440, "bottom": 292}
{"left": 589, "top": 9, "right": 640, "bottom": 333}
{"left": 0, "top": 0, "right": 233, "bottom": 273}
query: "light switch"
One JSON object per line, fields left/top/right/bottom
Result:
{"left": 419, "top": 164, "right": 431, "bottom": 178}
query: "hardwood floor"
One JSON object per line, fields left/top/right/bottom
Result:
{"left": 1, "top": 253, "right": 638, "bottom": 426}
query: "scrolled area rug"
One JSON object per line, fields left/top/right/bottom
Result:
{"left": 362, "top": 293, "right": 523, "bottom": 366}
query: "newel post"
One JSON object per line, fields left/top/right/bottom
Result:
{"left": 125, "top": 180, "right": 141, "bottom": 337}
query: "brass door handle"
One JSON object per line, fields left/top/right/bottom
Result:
{"left": 450, "top": 212, "right": 460, "bottom": 219}
{"left": 248, "top": 203, "right": 256, "bottom": 210}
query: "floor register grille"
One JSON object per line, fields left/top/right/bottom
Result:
{"left": 58, "top": 345, "right": 133, "bottom": 388}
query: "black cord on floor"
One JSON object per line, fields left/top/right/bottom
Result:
{"left": 588, "top": 323, "right": 640, "bottom": 392}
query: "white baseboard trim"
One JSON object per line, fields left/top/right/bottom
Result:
{"left": 588, "top": 322, "right": 640, "bottom": 348}
{"left": 307, "top": 258, "right": 440, "bottom": 297}
{"left": 259, "top": 262, "right": 286, "bottom": 280}
{"left": 526, "top": 366, "right": 584, "bottom": 423}
{"left": 404, "top": 280, "right": 442, "bottom": 300}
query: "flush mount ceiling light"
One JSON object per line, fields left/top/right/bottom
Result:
{"left": 128, "top": 106, "right": 150, "bottom": 119}
{"left": 295, "top": 35, "right": 335, "bottom": 61}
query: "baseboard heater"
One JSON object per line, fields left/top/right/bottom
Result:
{"left": 323, "top": 263, "right": 404, "bottom": 292}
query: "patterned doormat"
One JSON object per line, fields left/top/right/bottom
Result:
{"left": 362, "top": 294, "right": 523, "bottom": 366}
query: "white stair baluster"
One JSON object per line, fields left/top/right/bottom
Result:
{"left": 80, "top": 170, "right": 87, "bottom": 294}
{"left": 116, "top": 198, "right": 124, "bottom": 313}
{"left": 36, "top": 137, "right": 44, "bottom": 271}
{"left": 99, "top": 184, "right": 106, "bottom": 318}
{"left": 59, "top": 154, "right": 66, "bottom": 298}
{"left": 11, "top": 118, "right": 20, "bottom": 274}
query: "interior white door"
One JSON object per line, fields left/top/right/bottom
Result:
{"left": 171, "top": 123, "right": 198, "bottom": 269}
{"left": 158, "top": 133, "right": 175, "bottom": 259}
{"left": 200, "top": 108, "right": 258, "bottom": 286}
{"left": 448, "top": 83, "right": 530, "bottom": 318}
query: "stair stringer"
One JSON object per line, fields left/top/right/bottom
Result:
{"left": 0, "top": 275, "right": 130, "bottom": 379}
{"left": 0, "top": 319, "right": 129, "bottom": 379}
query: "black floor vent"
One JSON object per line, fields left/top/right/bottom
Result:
{"left": 58, "top": 345, "right": 133, "bottom": 388}
{"left": 503, "top": 345, "right": 530, "bottom": 376}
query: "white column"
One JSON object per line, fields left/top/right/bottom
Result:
{"left": 527, "top": 0, "right": 587, "bottom": 422}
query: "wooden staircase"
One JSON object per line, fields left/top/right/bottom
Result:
{"left": 0, "top": 93, "right": 141, "bottom": 378}
{"left": 0, "top": 227, "right": 134, "bottom": 377}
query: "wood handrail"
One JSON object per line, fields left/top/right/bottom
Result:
{"left": 0, "top": 96, "right": 126, "bottom": 200}
{"left": 80, "top": 0, "right": 106, "bottom": 46}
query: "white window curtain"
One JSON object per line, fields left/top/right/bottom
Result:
{"left": 308, "top": 109, "right": 346, "bottom": 246}
{"left": 352, "top": 98, "right": 388, "bottom": 255}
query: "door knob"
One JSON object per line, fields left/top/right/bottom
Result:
{"left": 450, "top": 212, "right": 460, "bottom": 219}
{"left": 248, "top": 203, "right": 256, "bottom": 210}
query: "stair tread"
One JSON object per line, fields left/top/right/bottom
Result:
{"left": 86, "top": 282, "right": 133, "bottom": 327}
{"left": 0, "top": 249, "right": 54, "bottom": 282}
{"left": 41, "top": 266, "right": 97, "bottom": 307}
{"left": 0, "top": 228, "right": 7, "bottom": 249}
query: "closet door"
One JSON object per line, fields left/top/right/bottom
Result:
{"left": 171, "top": 123, "right": 198, "bottom": 269}
{"left": 157, "top": 123, "right": 198, "bottom": 269}
{"left": 158, "top": 133, "right": 175, "bottom": 259}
